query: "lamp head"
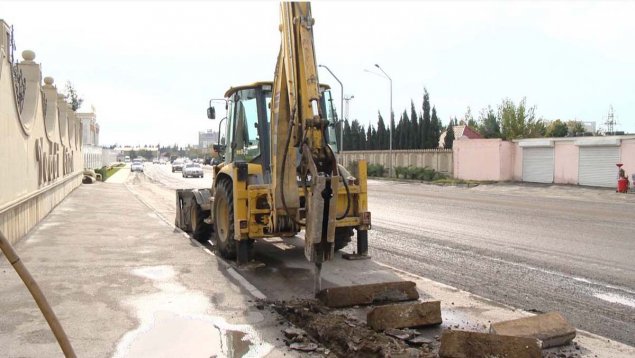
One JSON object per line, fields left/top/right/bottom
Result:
{"left": 374, "top": 64, "right": 380, "bottom": 68}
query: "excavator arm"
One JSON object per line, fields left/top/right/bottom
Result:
{"left": 270, "top": 2, "right": 340, "bottom": 265}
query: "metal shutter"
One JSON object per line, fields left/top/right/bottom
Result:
{"left": 578, "top": 147, "right": 620, "bottom": 187}
{"left": 523, "top": 147, "right": 554, "bottom": 183}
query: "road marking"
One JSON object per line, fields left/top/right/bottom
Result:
{"left": 594, "top": 293, "right": 635, "bottom": 308}
{"left": 372, "top": 221, "right": 635, "bottom": 297}
{"left": 227, "top": 267, "right": 267, "bottom": 300}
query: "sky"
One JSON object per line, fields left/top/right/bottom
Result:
{"left": 1, "top": 0, "right": 633, "bottom": 146}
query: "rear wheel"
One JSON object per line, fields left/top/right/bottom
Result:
{"left": 213, "top": 179, "right": 237, "bottom": 259}
{"left": 190, "top": 200, "right": 211, "bottom": 242}
{"left": 334, "top": 227, "right": 353, "bottom": 251}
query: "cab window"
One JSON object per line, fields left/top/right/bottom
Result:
{"left": 233, "top": 89, "right": 260, "bottom": 161}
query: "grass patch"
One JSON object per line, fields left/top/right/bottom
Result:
{"left": 94, "top": 166, "right": 122, "bottom": 181}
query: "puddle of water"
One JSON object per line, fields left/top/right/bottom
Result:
{"left": 594, "top": 292, "right": 635, "bottom": 308}
{"left": 124, "top": 311, "right": 254, "bottom": 358}
{"left": 115, "top": 265, "right": 273, "bottom": 358}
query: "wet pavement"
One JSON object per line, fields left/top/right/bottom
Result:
{"left": 0, "top": 173, "right": 288, "bottom": 358}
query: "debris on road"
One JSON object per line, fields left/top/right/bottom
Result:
{"left": 367, "top": 301, "right": 442, "bottom": 330}
{"left": 264, "top": 299, "right": 437, "bottom": 357}
{"left": 490, "top": 311, "right": 576, "bottom": 348}
{"left": 316, "top": 281, "right": 419, "bottom": 308}
{"left": 289, "top": 342, "right": 318, "bottom": 352}
{"left": 439, "top": 330, "right": 541, "bottom": 358}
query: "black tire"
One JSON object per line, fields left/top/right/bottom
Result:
{"left": 334, "top": 227, "right": 353, "bottom": 251}
{"left": 191, "top": 200, "right": 211, "bottom": 242}
{"left": 213, "top": 179, "right": 237, "bottom": 259}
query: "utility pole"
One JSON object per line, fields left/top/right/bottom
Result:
{"left": 374, "top": 64, "right": 393, "bottom": 177}
{"left": 343, "top": 95, "right": 354, "bottom": 153}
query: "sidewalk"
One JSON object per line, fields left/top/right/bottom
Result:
{"left": 0, "top": 181, "right": 287, "bottom": 357}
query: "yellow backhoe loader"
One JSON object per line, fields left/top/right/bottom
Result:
{"left": 175, "top": 3, "right": 371, "bottom": 282}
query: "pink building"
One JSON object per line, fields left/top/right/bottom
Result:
{"left": 454, "top": 136, "right": 635, "bottom": 188}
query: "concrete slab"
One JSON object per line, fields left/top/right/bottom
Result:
{"left": 367, "top": 300, "right": 442, "bottom": 330}
{"left": 439, "top": 330, "right": 541, "bottom": 358}
{"left": 380, "top": 263, "right": 635, "bottom": 357}
{"left": 490, "top": 311, "right": 576, "bottom": 348}
{"left": 316, "top": 281, "right": 419, "bottom": 308}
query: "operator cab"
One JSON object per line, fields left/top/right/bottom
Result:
{"left": 207, "top": 81, "right": 339, "bottom": 184}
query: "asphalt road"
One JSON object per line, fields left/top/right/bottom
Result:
{"left": 367, "top": 180, "right": 635, "bottom": 346}
{"left": 140, "top": 164, "right": 635, "bottom": 346}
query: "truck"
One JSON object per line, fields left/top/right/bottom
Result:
{"left": 175, "top": 2, "right": 371, "bottom": 287}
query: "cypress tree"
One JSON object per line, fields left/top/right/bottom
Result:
{"left": 399, "top": 110, "right": 408, "bottom": 149}
{"left": 431, "top": 106, "right": 441, "bottom": 149}
{"left": 422, "top": 88, "right": 431, "bottom": 148}
{"left": 444, "top": 123, "right": 455, "bottom": 149}
{"left": 370, "top": 126, "right": 377, "bottom": 150}
{"left": 377, "top": 112, "right": 386, "bottom": 150}
{"left": 410, "top": 100, "right": 418, "bottom": 149}
{"left": 389, "top": 111, "right": 395, "bottom": 151}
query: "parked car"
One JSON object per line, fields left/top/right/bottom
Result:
{"left": 131, "top": 160, "right": 144, "bottom": 172}
{"left": 182, "top": 163, "right": 203, "bottom": 178}
{"left": 172, "top": 159, "right": 185, "bottom": 172}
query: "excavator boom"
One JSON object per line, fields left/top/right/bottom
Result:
{"left": 271, "top": 2, "right": 340, "bottom": 265}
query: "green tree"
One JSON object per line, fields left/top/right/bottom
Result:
{"left": 478, "top": 106, "right": 501, "bottom": 138}
{"left": 545, "top": 119, "right": 569, "bottom": 137}
{"left": 410, "top": 100, "right": 419, "bottom": 149}
{"left": 499, "top": 97, "right": 544, "bottom": 140}
{"left": 390, "top": 111, "right": 396, "bottom": 151}
{"left": 64, "top": 81, "right": 84, "bottom": 111}
{"left": 343, "top": 119, "right": 352, "bottom": 149}
{"left": 567, "top": 120, "right": 586, "bottom": 136}
{"left": 399, "top": 111, "right": 409, "bottom": 149}
{"left": 421, "top": 88, "right": 431, "bottom": 148}
{"left": 430, "top": 106, "right": 441, "bottom": 148}
{"left": 359, "top": 124, "right": 367, "bottom": 150}
{"left": 350, "top": 120, "right": 363, "bottom": 150}
{"left": 370, "top": 126, "right": 377, "bottom": 150}
{"left": 464, "top": 106, "right": 478, "bottom": 131}
{"left": 444, "top": 123, "right": 455, "bottom": 149}
{"left": 376, "top": 111, "right": 387, "bottom": 150}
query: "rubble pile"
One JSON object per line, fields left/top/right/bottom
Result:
{"left": 263, "top": 299, "right": 437, "bottom": 357}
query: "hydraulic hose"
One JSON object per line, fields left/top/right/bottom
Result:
{"left": 0, "top": 231, "right": 76, "bottom": 358}
{"left": 325, "top": 144, "right": 351, "bottom": 220}
{"left": 280, "top": 110, "right": 304, "bottom": 227}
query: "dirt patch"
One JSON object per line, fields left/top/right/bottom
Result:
{"left": 260, "top": 298, "right": 436, "bottom": 357}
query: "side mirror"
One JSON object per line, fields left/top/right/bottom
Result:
{"left": 207, "top": 106, "right": 216, "bottom": 119}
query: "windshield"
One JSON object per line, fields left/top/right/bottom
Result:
{"left": 232, "top": 88, "right": 261, "bottom": 162}
{"left": 186, "top": 164, "right": 200, "bottom": 168}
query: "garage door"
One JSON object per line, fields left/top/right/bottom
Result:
{"left": 578, "top": 146, "right": 620, "bottom": 187}
{"left": 523, "top": 147, "right": 554, "bottom": 183}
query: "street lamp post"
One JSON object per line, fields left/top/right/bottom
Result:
{"left": 343, "top": 95, "right": 354, "bottom": 153}
{"left": 318, "top": 64, "right": 344, "bottom": 153}
{"left": 374, "top": 64, "right": 393, "bottom": 177}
